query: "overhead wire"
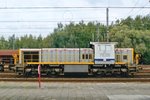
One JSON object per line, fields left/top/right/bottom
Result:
{"left": 0, "top": 20, "right": 114, "bottom": 23}
{"left": 126, "top": 0, "right": 140, "bottom": 17}
{"left": 0, "top": 6, "right": 150, "bottom": 9}
{"left": 130, "top": 2, "right": 150, "bottom": 17}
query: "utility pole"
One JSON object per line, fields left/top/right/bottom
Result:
{"left": 12, "top": 34, "right": 15, "bottom": 50}
{"left": 106, "top": 7, "right": 109, "bottom": 42}
{"left": 97, "top": 22, "right": 100, "bottom": 42}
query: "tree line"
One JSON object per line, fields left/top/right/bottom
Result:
{"left": 0, "top": 15, "right": 150, "bottom": 64}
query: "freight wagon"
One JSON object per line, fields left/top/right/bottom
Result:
{"left": 0, "top": 50, "right": 18, "bottom": 72}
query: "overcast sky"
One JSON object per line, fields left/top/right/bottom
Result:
{"left": 0, "top": 0, "right": 149, "bottom": 38}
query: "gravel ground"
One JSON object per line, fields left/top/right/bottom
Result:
{"left": 0, "top": 82, "right": 150, "bottom": 100}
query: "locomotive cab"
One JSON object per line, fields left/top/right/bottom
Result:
{"left": 90, "top": 42, "right": 117, "bottom": 65}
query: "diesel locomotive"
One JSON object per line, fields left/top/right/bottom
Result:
{"left": 0, "top": 42, "right": 140, "bottom": 76}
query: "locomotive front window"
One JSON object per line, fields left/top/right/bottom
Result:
{"left": 106, "top": 45, "right": 111, "bottom": 51}
{"left": 99, "top": 45, "right": 111, "bottom": 51}
{"left": 99, "top": 45, "right": 105, "bottom": 50}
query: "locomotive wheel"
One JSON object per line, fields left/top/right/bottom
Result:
{"left": 31, "top": 71, "right": 38, "bottom": 77}
{"left": 121, "top": 72, "right": 129, "bottom": 77}
{"left": 24, "top": 72, "right": 30, "bottom": 77}
{"left": 94, "top": 71, "right": 105, "bottom": 77}
{"left": 47, "top": 71, "right": 58, "bottom": 77}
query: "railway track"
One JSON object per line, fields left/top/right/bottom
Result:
{"left": 0, "top": 72, "right": 150, "bottom": 82}
{"left": 1, "top": 71, "right": 150, "bottom": 78}
{"left": 0, "top": 77, "right": 150, "bottom": 82}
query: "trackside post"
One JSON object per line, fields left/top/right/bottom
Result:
{"left": 38, "top": 64, "right": 41, "bottom": 88}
